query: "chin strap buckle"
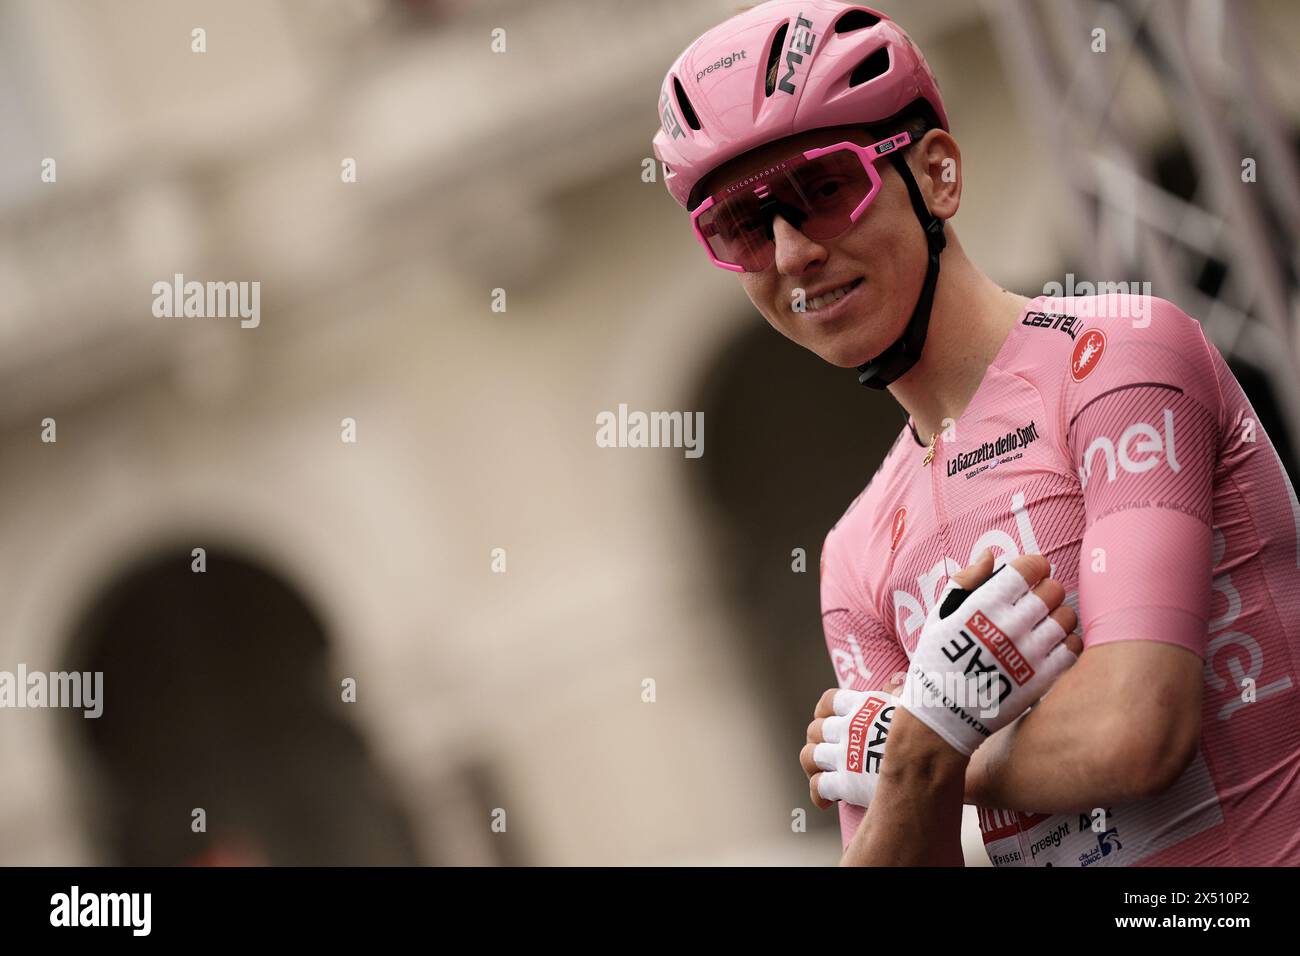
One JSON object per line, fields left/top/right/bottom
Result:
{"left": 925, "top": 216, "right": 948, "bottom": 251}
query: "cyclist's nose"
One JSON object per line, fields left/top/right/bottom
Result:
{"left": 771, "top": 214, "right": 827, "bottom": 275}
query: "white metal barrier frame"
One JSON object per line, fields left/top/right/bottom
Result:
{"left": 983, "top": 0, "right": 1300, "bottom": 436}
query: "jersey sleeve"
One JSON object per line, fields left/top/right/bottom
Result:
{"left": 820, "top": 527, "right": 909, "bottom": 690}
{"left": 1063, "top": 299, "right": 1222, "bottom": 657}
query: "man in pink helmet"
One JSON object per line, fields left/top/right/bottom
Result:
{"left": 654, "top": 1, "right": 1300, "bottom": 866}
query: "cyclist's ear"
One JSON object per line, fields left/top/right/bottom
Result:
{"left": 910, "top": 128, "right": 962, "bottom": 221}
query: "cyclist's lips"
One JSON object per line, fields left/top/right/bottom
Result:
{"left": 797, "top": 277, "right": 865, "bottom": 322}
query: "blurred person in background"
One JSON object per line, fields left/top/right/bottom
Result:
{"left": 652, "top": 0, "right": 1300, "bottom": 866}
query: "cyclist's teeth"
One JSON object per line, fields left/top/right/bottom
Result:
{"left": 810, "top": 283, "right": 854, "bottom": 311}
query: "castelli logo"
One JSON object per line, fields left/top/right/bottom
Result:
{"left": 890, "top": 507, "right": 907, "bottom": 551}
{"left": 1071, "top": 328, "right": 1106, "bottom": 382}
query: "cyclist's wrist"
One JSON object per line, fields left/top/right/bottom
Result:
{"left": 883, "top": 706, "right": 971, "bottom": 781}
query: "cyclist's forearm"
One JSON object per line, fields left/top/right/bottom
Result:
{"left": 842, "top": 709, "right": 967, "bottom": 866}
{"left": 965, "top": 642, "right": 1202, "bottom": 814}
{"left": 965, "top": 680, "right": 1136, "bottom": 813}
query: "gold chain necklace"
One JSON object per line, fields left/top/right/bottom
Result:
{"left": 922, "top": 429, "right": 938, "bottom": 467}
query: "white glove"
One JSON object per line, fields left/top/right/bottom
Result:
{"left": 899, "top": 564, "right": 1077, "bottom": 756}
{"left": 812, "top": 689, "right": 898, "bottom": 807}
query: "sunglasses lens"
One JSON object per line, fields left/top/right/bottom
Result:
{"left": 791, "top": 151, "right": 876, "bottom": 240}
{"left": 696, "top": 150, "right": 878, "bottom": 271}
{"left": 698, "top": 195, "right": 774, "bottom": 272}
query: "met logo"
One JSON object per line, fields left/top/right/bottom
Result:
{"left": 1077, "top": 408, "right": 1181, "bottom": 490}
{"left": 777, "top": 14, "right": 817, "bottom": 94}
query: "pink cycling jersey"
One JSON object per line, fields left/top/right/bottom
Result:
{"left": 820, "top": 294, "right": 1300, "bottom": 866}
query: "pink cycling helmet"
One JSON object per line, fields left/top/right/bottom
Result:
{"left": 653, "top": 0, "right": 948, "bottom": 211}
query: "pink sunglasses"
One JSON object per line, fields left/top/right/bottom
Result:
{"left": 691, "top": 132, "right": 911, "bottom": 273}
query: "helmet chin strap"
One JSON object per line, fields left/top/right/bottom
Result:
{"left": 855, "top": 152, "right": 947, "bottom": 390}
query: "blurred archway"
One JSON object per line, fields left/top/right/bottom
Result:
{"left": 62, "top": 547, "right": 420, "bottom": 865}
{"left": 691, "top": 320, "right": 902, "bottom": 830}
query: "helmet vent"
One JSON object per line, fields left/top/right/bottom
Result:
{"left": 764, "top": 21, "right": 790, "bottom": 96}
{"left": 848, "top": 47, "right": 890, "bottom": 87}
{"left": 834, "top": 9, "right": 882, "bottom": 33}
{"left": 673, "top": 76, "right": 702, "bottom": 131}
